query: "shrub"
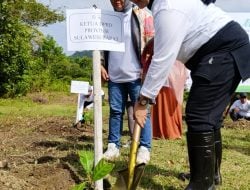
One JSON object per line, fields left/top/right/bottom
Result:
{"left": 71, "top": 150, "right": 114, "bottom": 190}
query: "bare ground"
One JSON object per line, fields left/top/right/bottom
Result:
{"left": 0, "top": 92, "right": 249, "bottom": 190}
{"left": 0, "top": 116, "right": 95, "bottom": 190}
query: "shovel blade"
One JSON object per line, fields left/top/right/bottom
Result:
{"left": 112, "top": 163, "right": 146, "bottom": 190}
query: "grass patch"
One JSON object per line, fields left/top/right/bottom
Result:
{"left": 0, "top": 91, "right": 249, "bottom": 189}
{"left": 104, "top": 126, "right": 250, "bottom": 190}
{"left": 0, "top": 94, "right": 76, "bottom": 118}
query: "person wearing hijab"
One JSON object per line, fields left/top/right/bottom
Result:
{"left": 129, "top": 0, "right": 250, "bottom": 189}
{"left": 141, "top": 38, "right": 188, "bottom": 140}
{"left": 101, "top": 0, "right": 154, "bottom": 164}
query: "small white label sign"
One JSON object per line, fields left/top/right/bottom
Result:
{"left": 70, "top": 81, "right": 89, "bottom": 94}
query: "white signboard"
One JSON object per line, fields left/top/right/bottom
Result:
{"left": 66, "top": 8, "right": 124, "bottom": 52}
{"left": 70, "top": 80, "right": 89, "bottom": 94}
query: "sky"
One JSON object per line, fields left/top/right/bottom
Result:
{"left": 38, "top": 0, "right": 250, "bottom": 55}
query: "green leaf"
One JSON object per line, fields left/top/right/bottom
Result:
{"left": 78, "top": 150, "right": 94, "bottom": 175}
{"left": 71, "top": 182, "right": 86, "bottom": 190}
{"left": 93, "top": 158, "right": 115, "bottom": 181}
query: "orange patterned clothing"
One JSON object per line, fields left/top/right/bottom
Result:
{"left": 151, "top": 62, "right": 187, "bottom": 139}
{"left": 142, "top": 39, "right": 187, "bottom": 139}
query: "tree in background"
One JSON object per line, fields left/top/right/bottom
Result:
{"left": 24, "top": 36, "right": 67, "bottom": 92}
{"left": 0, "top": 0, "right": 64, "bottom": 97}
{"left": 31, "top": 36, "right": 93, "bottom": 92}
{"left": 0, "top": 0, "right": 93, "bottom": 97}
{"left": 70, "top": 55, "right": 93, "bottom": 82}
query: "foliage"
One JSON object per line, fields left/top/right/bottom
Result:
{"left": 69, "top": 56, "right": 93, "bottom": 83}
{"left": 1, "top": 0, "right": 64, "bottom": 27}
{"left": 71, "top": 150, "right": 115, "bottom": 190}
{"left": 0, "top": 0, "right": 64, "bottom": 97}
{"left": 83, "top": 110, "right": 94, "bottom": 125}
{"left": 183, "top": 90, "right": 189, "bottom": 102}
{"left": 19, "top": 0, "right": 64, "bottom": 26}
{"left": 70, "top": 51, "right": 93, "bottom": 58}
{"left": 0, "top": 5, "right": 32, "bottom": 96}
{"left": 36, "top": 36, "right": 65, "bottom": 65}
{"left": 24, "top": 44, "right": 92, "bottom": 93}
{"left": 0, "top": 0, "right": 94, "bottom": 97}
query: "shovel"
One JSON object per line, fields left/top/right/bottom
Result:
{"left": 112, "top": 123, "right": 146, "bottom": 190}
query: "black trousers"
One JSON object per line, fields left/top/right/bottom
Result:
{"left": 185, "top": 51, "right": 241, "bottom": 132}
{"left": 229, "top": 111, "right": 250, "bottom": 121}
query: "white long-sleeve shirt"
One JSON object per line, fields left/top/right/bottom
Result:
{"left": 108, "top": 9, "right": 141, "bottom": 83}
{"left": 229, "top": 99, "right": 250, "bottom": 117}
{"left": 141, "top": 0, "right": 232, "bottom": 99}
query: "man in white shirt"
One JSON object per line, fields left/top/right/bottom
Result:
{"left": 101, "top": 0, "right": 154, "bottom": 164}
{"left": 130, "top": 0, "right": 250, "bottom": 189}
{"left": 76, "top": 86, "right": 105, "bottom": 125}
{"left": 229, "top": 92, "right": 250, "bottom": 121}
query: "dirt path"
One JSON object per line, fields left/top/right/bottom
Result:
{"left": 0, "top": 116, "right": 94, "bottom": 190}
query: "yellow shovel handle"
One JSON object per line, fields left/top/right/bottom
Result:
{"left": 127, "top": 123, "right": 141, "bottom": 190}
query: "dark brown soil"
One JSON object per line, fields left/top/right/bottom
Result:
{"left": 223, "top": 118, "right": 250, "bottom": 129}
{"left": 0, "top": 116, "right": 94, "bottom": 190}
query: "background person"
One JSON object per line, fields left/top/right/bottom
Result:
{"left": 126, "top": 96, "right": 135, "bottom": 136}
{"left": 223, "top": 92, "right": 240, "bottom": 119}
{"left": 130, "top": 0, "right": 250, "bottom": 189}
{"left": 101, "top": 0, "right": 154, "bottom": 164}
{"left": 141, "top": 38, "right": 188, "bottom": 139}
{"left": 229, "top": 92, "right": 250, "bottom": 121}
{"left": 151, "top": 61, "right": 187, "bottom": 139}
{"left": 75, "top": 86, "right": 104, "bottom": 125}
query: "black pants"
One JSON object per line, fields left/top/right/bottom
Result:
{"left": 230, "top": 111, "right": 250, "bottom": 121}
{"left": 84, "top": 101, "right": 93, "bottom": 108}
{"left": 185, "top": 52, "right": 241, "bottom": 132}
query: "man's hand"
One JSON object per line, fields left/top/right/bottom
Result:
{"left": 234, "top": 107, "right": 240, "bottom": 113}
{"left": 134, "top": 101, "right": 148, "bottom": 128}
{"left": 101, "top": 65, "right": 109, "bottom": 81}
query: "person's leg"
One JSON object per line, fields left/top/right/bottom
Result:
{"left": 245, "top": 116, "right": 250, "bottom": 121}
{"left": 107, "top": 81, "right": 127, "bottom": 147}
{"left": 185, "top": 131, "right": 215, "bottom": 190}
{"left": 128, "top": 79, "right": 152, "bottom": 164}
{"left": 229, "top": 110, "right": 239, "bottom": 121}
{"left": 185, "top": 52, "right": 241, "bottom": 190}
{"left": 104, "top": 81, "right": 127, "bottom": 160}
{"left": 214, "top": 129, "right": 222, "bottom": 185}
{"left": 126, "top": 98, "right": 135, "bottom": 137}
{"left": 128, "top": 79, "right": 152, "bottom": 150}
{"left": 83, "top": 101, "right": 93, "bottom": 108}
